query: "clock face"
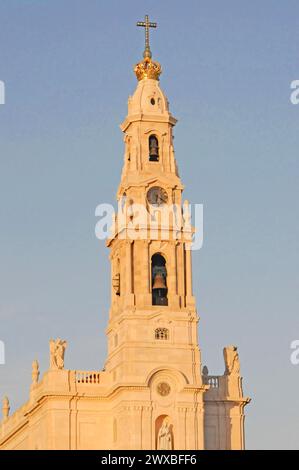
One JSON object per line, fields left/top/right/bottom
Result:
{"left": 147, "top": 186, "right": 168, "bottom": 206}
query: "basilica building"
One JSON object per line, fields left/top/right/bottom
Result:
{"left": 0, "top": 18, "right": 250, "bottom": 450}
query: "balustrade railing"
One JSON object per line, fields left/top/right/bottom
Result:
{"left": 204, "top": 375, "right": 219, "bottom": 388}
{"left": 75, "top": 371, "right": 101, "bottom": 384}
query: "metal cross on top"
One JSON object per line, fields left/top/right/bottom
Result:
{"left": 136, "top": 14, "right": 157, "bottom": 59}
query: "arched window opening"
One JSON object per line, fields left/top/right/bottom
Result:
{"left": 149, "top": 135, "right": 159, "bottom": 162}
{"left": 152, "top": 254, "right": 168, "bottom": 306}
{"left": 155, "top": 328, "right": 169, "bottom": 340}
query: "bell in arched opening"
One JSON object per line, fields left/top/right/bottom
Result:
{"left": 149, "top": 135, "right": 159, "bottom": 162}
{"left": 152, "top": 273, "right": 166, "bottom": 290}
{"left": 152, "top": 253, "right": 168, "bottom": 306}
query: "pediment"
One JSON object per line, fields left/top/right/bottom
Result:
{"left": 117, "top": 175, "right": 184, "bottom": 196}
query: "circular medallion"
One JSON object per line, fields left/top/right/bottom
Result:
{"left": 147, "top": 186, "right": 168, "bottom": 206}
{"left": 157, "top": 382, "right": 171, "bottom": 396}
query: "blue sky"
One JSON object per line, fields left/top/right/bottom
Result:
{"left": 0, "top": 0, "right": 299, "bottom": 449}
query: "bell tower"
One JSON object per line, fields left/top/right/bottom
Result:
{"left": 105, "top": 16, "right": 201, "bottom": 390}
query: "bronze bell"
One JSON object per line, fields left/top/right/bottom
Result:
{"left": 152, "top": 273, "right": 166, "bottom": 290}
{"left": 149, "top": 139, "right": 159, "bottom": 160}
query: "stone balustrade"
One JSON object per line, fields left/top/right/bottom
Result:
{"left": 205, "top": 375, "right": 219, "bottom": 388}
{"left": 75, "top": 371, "right": 101, "bottom": 384}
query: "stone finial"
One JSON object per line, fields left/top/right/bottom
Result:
{"left": 32, "top": 359, "right": 40, "bottom": 385}
{"left": 49, "top": 338, "right": 67, "bottom": 370}
{"left": 223, "top": 345, "right": 240, "bottom": 376}
{"left": 2, "top": 396, "right": 10, "bottom": 420}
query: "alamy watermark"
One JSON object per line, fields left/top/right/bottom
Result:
{"left": 290, "top": 340, "right": 299, "bottom": 365}
{"left": 0, "top": 80, "right": 5, "bottom": 105}
{"left": 95, "top": 201, "right": 203, "bottom": 251}
{"left": 290, "top": 80, "right": 299, "bottom": 105}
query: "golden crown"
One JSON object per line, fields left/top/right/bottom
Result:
{"left": 134, "top": 57, "right": 162, "bottom": 81}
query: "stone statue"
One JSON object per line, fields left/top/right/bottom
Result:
{"left": 157, "top": 417, "right": 173, "bottom": 450}
{"left": 223, "top": 345, "right": 240, "bottom": 375}
{"left": 32, "top": 359, "right": 40, "bottom": 384}
{"left": 202, "top": 365, "right": 209, "bottom": 384}
{"left": 183, "top": 200, "right": 191, "bottom": 228}
{"left": 49, "top": 339, "right": 67, "bottom": 370}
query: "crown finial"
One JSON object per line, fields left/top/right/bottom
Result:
{"left": 134, "top": 15, "right": 161, "bottom": 81}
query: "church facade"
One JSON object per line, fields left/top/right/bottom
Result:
{"left": 0, "top": 19, "right": 250, "bottom": 450}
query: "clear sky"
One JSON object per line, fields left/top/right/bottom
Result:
{"left": 0, "top": 0, "right": 299, "bottom": 450}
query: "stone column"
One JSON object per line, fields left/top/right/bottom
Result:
{"left": 168, "top": 242, "right": 180, "bottom": 309}
{"left": 110, "top": 252, "right": 117, "bottom": 316}
{"left": 143, "top": 240, "right": 150, "bottom": 292}
{"left": 185, "top": 242, "right": 195, "bottom": 307}
{"left": 228, "top": 401, "right": 248, "bottom": 450}
{"left": 176, "top": 242, "right": 185, "bottom": 307}
{"left": 141, "top": 405, "right": 153, "bottom": 450}
{"left": 126, "top": 241, "right": 132, "bottom": 293}
{"left": 177, "top": 407, "right": 187, "bottom": 449}
{"left": 143, "top": 240, "right": 152, "bottom": 305}
{"left": 125, "top": 241, "right": 135, "bottom": 307}
{"left": 69, "top": 396, "right": 78, "bottom": 450}
{"left": 185, "top": 407, "right": 195, "bottom": 449}
{"left": 195, "top": 401, "right": 205, "bottom": 450}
